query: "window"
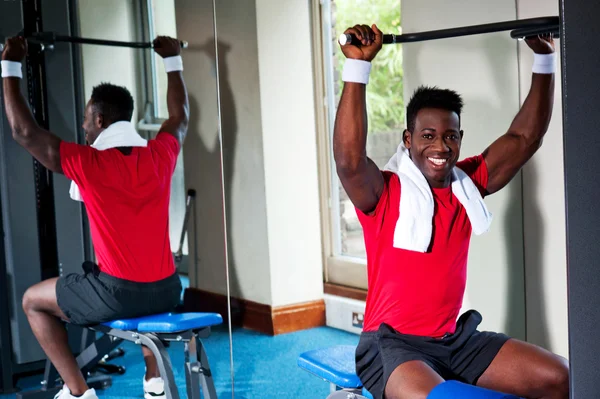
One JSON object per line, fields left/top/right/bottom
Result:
{"left": 318, "top": 0, "right": 403, "bottom": 287}
{"left": 139, "top": 0, "right": 189, "bottom": 273}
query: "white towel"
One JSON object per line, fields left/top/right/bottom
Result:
{"left": 69, "top": 121, "right": 148, "bottom": 202}
{"left": 383, "top": 142, "right": 493, "bottom": 252}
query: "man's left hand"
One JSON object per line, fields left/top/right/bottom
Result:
{"left": 525, "top": 33, "right": 555, "bottom": 54}
{"left": 2, "top": 36, "right": 27, "bottom": 62}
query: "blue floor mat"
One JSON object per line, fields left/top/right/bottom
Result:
{"left": 1, "top": 325, "right": 359, "bottom": 399}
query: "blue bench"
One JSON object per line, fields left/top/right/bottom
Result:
{"left": 298, "top": 345, "right": 523, "bottom": 399}
{"left": 22, "top": 312, "right": 223, "bottom": 399}
{"left": 298, "top": 345, "right": 373, "bottom": 399}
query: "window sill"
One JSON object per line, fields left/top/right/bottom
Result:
{"left": 324, "top": 282, "right": 367, "bottom": 302}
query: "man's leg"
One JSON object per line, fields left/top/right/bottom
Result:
{"left": 477, "top": 339, "right": 569, "bottom": 399}
{"left": 21, "top": 278, "right": 89, "bottom": 396}
{"left": 384, "top": 360, "right": 444, "bottom": 399}
{"left": 142, "top": 346, "right": 160, "bottom": 380}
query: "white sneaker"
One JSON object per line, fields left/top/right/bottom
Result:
{"left": 54, "top": 385, "right": 98, "bottom": 399}
{"left": 143, "top": 377, "right": 166, "bottom": 399}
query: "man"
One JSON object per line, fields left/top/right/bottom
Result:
{"left": 1, "top": 35, "right": 188, "bottom": 399}
{"left": 334, "top": 24, "right": 568, "bottom": 399}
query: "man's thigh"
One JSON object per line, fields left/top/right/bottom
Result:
{"left": 385, "top": 360, "right": 444, "bottom": 399}
{"left": 55, "top": 271, "right": 123, "bottom": 326}
{"left": 476, "top": 338, "right": 569, "bottom": 398}
{"left": 449, "top": 328, "right": 510, "bottom": 385}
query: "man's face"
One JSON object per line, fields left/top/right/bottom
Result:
{"left": 82, "top": 100, "right": 103, "bottom": 145}
{"left": 404, "top": 108, "right": 463, "bottom": 188}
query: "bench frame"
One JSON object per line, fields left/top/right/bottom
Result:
{"left": 326, "top": 387, "right": 370, "bottom": 399}
{"left": 17, "top": 324, "right": 217, "bottom": 399}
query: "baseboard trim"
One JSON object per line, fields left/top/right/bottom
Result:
{"left": 324, "top": 282, "right": 368, "bottom": 301}
{"left": 183, "top": 288, "right": 325, "bottom": 336}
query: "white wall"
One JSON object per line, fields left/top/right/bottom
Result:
{"left": 212, "top": 0, "right": 273, "bottom": 305}
{"left": 180, "top": 0, "right": 324, "bottom": 308}
{"left": 77, "top": 0, "right": 141, "bottom": 124}
{"left": 517, "top": 0, "right": 569, "bottom": 358}
{"left": 174, "top": 0, "right": 229, "bottom": 295}
{"left": 255, "top": 0, "right": 324, "bottom": 307}
{"left": 402, "top": 0, "right": 526, "bottom": 339}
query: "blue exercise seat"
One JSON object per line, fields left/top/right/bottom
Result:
{"left": 103, "top": 312, "right": 223, "bottom": 333}
{"left": 31, "top": 312, "right": 222, "bottom": 399}
{"left": 97, "top": 312, "right": 222, "bottom": 399}
{"left": 299, "top": 345, "right": 523, "bottom": 399}
{"left": 298, "top": 345, "right": 373, "bottom": 399}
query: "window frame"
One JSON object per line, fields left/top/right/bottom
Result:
{"left": 312, "top": 0, "right": 369, "bottom": 290}
{"left": 136, "top": 0, "right": 190, "bottom": 274}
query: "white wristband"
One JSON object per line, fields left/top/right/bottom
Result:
{"left": 1, "top": 60, "right": 22, "bottom": 78}
{"left": 532, "top": 52, "right": 556, "bottom": 74}
{"left": 342, "top": 58, "right": 372, "bottom": 84}
{"left": 163, "top": 55, "right": 183, "bottom": 73}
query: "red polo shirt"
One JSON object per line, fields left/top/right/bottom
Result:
{"left": 60, "top": 132, "right": 179, "bottom": 282}
{"left": 357, "top": 155, "right": 488, "bottom": 337}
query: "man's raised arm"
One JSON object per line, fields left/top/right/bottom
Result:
{"left": 482, "top": 34, "right": 556, "bottom": 195}
{"left": 154, "top": 36, "right": 189, "bottom": 148}
{"left": 2, "top": 37, "right": 63, "bottom": 173}
{"left": 333, "top": 24, "right": 385, "bottom": 214}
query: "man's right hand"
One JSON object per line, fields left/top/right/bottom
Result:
{"left": 340, "top": 24, "right": 383, "bottom": 62}
{"left": 2, "top": 36, "right": 27, "bottom": 62}
{"left": 153, "top": 36, "right": 181, "bottom": 59}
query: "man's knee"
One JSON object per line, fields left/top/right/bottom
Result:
{"left": 22, "top": 286, "right": 40, "bottom": 315}
{"left": 542, "top": 358, "right": 569, "bottom": 398}
{"left": 22, "top": 282, "right": 59, "bottom": 317}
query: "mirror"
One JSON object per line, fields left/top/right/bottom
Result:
{"left": 77, "top": 0, "right": 236, "bottom": 396}
{"left": 0, "top": 0, "right": 233, "bottom": 397}
{"left": 216, "top": 0, "right": 567, "bottom": 397}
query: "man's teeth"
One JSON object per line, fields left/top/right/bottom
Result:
{"left": 428, "top": 157, "right": 447, "bottom": 165}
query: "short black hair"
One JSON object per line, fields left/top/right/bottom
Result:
{"left": 90, "top": 82, "right": 134, "bottom": 124}
{"left": 406, "top": 85, "right": 463, "bottom": 132}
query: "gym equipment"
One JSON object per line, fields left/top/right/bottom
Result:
{"left": 560, "top": 0, "right": 600, "bottom": 396}
{"left": 0, "top": 0, "right": 93, "bottom": 393}
{"left": 338, "top": 16, "right": 559, "bottom": 46}
{"left": 0, "top": 32, "right": 188, "bottom": 53}
{"left": 298, "top": 346, "right": 372, "bottom": 399}
{"left": 298, "top": 346, "right": 524, "bottom": 399}
{"left": 427, "top": 381, "right": 521, "bottom": 398}
{"left": 18, "top": 313, "right": 223, "bottom": 399}
{"left": 174, "top": 189, "right": 196, "bottom": 263}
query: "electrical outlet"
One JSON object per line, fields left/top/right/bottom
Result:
{"left": 352, "top": 311, "right": 364, "bottom": 328}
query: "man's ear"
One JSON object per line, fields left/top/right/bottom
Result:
{"left": 95, "top": 113, "right": 104, "bottom": 129}
{"left": 403, "top": 129, "right": 412, "bottom": 149}
{"left": 460, "top": 129, "right": 464, "bottom": 139}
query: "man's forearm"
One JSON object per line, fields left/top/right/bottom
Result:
{"left": 3, "top": 77, "right": 39, "bottom": 139}
{"left": 509, "top": 73, "right": 555, "bottom": 144}
{"left": 166, "top": 72, "right": 189, "bottom": 123}
{"left": 333, "top": 83, "right": 369, "bottom": 171}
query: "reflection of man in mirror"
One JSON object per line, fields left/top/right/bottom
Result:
{"left": 334, "top": 23, "right": 566, "bottom": 399}
{"left": 2, "top": 35, "right": 189, "bottom": 399}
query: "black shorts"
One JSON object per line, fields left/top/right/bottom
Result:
{"left": 355, "top": 310, "right": 510, "bottom": 399}
{"left": 56, "top": 261, "right": 182, "bottom": 326}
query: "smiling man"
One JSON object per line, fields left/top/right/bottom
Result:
{"left": 334, "top": 23, "right": 568, "bottom": 399}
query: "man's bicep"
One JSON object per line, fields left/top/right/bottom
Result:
{"left": 337, "top": 158, "right": 384, "bottom": 215}
{"left": 482, "top": 132, "right": 537, "bottom": 194}
{"left": 158, "top": 118, "right": 186, "bottom": 149}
